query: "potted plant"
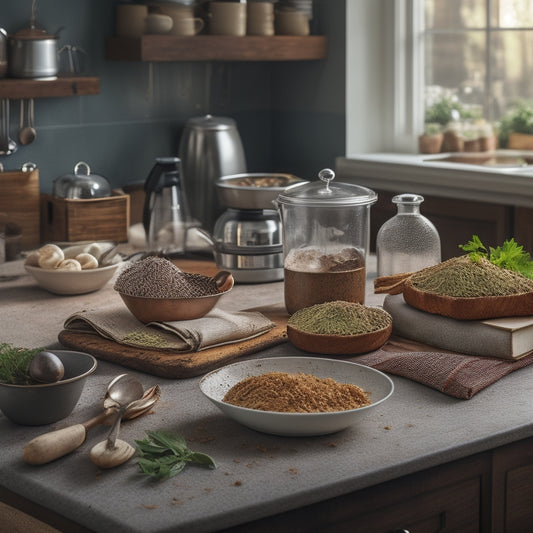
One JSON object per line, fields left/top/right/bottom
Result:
{"left": 418, "top": 122, "right": 443, "bottom": 154}
{"left": 497, "top": 101, "right": 533, "bottom": 149}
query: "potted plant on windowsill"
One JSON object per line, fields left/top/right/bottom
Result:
{"left": 418, "top": 122, "right": 443, "bottom": 154}
{"left": 498, "top": 101, "right": 533, "bottom": 149}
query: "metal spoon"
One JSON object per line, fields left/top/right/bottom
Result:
{"left": 18, "top": 99, "right": 36, "bottom": 146}
{"left": 89, "top": 374, "right": 145, "bottom": 469}
{"left": 23, "top": 380, "right": 160, "bottom": 465}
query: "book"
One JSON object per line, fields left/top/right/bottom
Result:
{"left": 383, "top": 294, "right": 533, "bottom": 360}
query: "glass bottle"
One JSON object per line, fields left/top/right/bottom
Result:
{"left": 376, "top": 193, "right": 441, "bottom": 277}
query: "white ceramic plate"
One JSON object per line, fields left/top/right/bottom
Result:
{"left": 199, "top": 357, "right": 394, "bottom": 436}
{"left": 25, "top": 263, "right": 121, "bottom": 295}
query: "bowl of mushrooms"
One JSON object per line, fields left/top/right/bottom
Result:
{"left": 24, "top": 242, "right": 123, "bottom": 295}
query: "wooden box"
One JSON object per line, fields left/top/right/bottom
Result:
{"left": 0, "top": 167, "right": 40, "bottom": 250}
{"left": 40, "top": 191, "right": 130, "bottom": 243}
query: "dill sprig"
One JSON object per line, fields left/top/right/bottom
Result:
{"left": 0, "top": 343, "right": 44, "bottom": 385}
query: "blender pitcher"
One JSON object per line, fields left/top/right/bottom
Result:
{"left": 143, "top": 157, "right": 190, "bottom": 256}
{"left": 276, "top": 168, "right": 377, "bottom": 314}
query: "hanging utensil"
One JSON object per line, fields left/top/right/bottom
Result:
{"left": 18, "top": 99, "right": 36, "bottom": 145}
{"left": 0, "top": 99, "right": 17, "bottom": 155}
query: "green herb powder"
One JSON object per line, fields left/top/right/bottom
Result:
{"left": 411, "top": 255, "right": 533, "bottom": 297}
{"left": 288, "top": 301, "right": 392, "bottom": 336}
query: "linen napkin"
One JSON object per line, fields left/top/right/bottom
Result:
{"left": 64, "top": 304, "right": 275, "bottom": 353}
{"left": 356, "top": 348, "right": 533, "bottom": 399}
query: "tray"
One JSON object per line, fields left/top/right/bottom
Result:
{"left": 58, "top": 304, "right": 289, "bottom": 379}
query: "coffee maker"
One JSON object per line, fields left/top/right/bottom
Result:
{"left": 142, "top": 157, "right": 190, "bottom": 257}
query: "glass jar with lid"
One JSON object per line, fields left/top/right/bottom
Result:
{"left": 275, "top": 168, "right": 377, "bottom": 314}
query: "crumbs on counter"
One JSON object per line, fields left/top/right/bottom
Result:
{"left": 233, "top": 481, "right": 243, "bottom": 487}
{"left": 383, "top": 426, "right": 392, "bottom": 430}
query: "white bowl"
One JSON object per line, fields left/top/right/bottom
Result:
{"left": 199, "top": 357, "right": 394, "bottom": 436}
{"left": 25, "top": 263, "right": 121, "bottom": 295}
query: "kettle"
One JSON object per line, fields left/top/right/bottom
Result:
{"left": 142, "top": 157, "right": 190, "bottom": 256}
{"left": 178, "top": 114, "right": 247, "bottom": 232}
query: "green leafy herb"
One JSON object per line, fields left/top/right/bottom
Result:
{"left": 135, "top": 430, "right": 216, "bottom": 480}
{"left": 459, "top": 235, "right": 533, "bottom": 278}
{"left": 0, "top": 343, "right": 44, "bottom": 385}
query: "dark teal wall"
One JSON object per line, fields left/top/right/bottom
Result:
{"left": 0, "top": 0, "right": 345, "bottom": 193}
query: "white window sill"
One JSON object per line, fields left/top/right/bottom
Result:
{"left": 336, "top": 153, "right": 533, "bottom": 209}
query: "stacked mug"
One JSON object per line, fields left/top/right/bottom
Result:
{"left": 209, "top": 1, "right": 248, "bottom": 36}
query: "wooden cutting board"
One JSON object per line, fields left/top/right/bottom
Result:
{"left": 58, "top": 304, "right": 289, "bottom": 379}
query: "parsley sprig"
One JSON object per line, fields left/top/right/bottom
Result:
{"left": 459, "top": 235, "right": 533, "bottom": 279}
{"left": 135, "top": 430, "right": 216, "bottom": 480}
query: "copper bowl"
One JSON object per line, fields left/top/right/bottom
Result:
{"left": 287, "top": 323, "right": 392, "bottom": 355}
{"left": 117, "top": 271, "right": 234, "bottom": 323}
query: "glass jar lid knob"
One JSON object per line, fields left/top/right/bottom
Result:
{"left": 318, "top": 168, "right": 335, "bottom": 191}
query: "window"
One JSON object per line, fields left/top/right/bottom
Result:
{"left": 344, "top": 1, "right": 533, "bottom": 155}
{"left": 424, "top": 0, "right": 533, "bottom": 132}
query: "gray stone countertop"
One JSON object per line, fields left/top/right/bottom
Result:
{"left": 1, "top": 257, "right": 533, "bottom": 532}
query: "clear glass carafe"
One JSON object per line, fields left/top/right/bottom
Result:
{"left": 276, "top": 168, "right": 377, "bottom": 314}
{"left": 376, "top": 193, "right": 441, "bottom": 277}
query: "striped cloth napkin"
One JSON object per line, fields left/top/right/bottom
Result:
{"left": 356, "top": 348, "right": 533, "bottom": 399}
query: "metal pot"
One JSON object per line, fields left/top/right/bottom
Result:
{"left": 178, "top": 114, "right": 247, "bottom": 232}
{"left": 53, "top": 162, "right": 112, "bottom": 199}
{"left": 216, "top": 173, "right": 305, "bottom": 210}
{"left": 8, "top": 27, "right": 58, "bottom": 79}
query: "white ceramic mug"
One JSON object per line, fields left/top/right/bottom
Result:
{"left": 247, "top": 2, "right": 274, "bottom": 36}
{"left": 209, "top": 2, "right": 247, "bottom": 36}
{"left": 116, "top": 4, "right": 149, "bottom": 37}
{"left": 274, "top": 9, "right": 310, "bottom": 36}
{"left": 144, "top": 14, "right": 174, "bottom": 34}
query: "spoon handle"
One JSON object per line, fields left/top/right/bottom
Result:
{"left": 106, "top": 406, "right": 127, "bottom": 449}
{"left": 23, "top": 424, "right": 88, "bottom": 465}
{"left": 22, "top": 411, "right": 113, "bottom": 465}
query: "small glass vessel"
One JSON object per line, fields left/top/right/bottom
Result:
{"left": 376, "top": 193, "right": 441, "bottom": 277}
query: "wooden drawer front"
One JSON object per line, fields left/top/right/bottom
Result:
{"left": 337, "top": 477, "right": 480, "bottom": 533}
{"left": 504, "top": 464, "right": 533, "bottom": 532}
{"left": 492, "top": 437, "right": 533, "bottom": 533}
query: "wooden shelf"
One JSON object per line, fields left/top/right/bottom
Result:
{"left": 106, "top": 35, "right": 327, "bottom": 62}
{"left": 0, "top": 76, "right": 100, "bottom": 99}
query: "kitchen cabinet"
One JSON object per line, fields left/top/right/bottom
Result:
{"left": 105, "top": 35, "right": 327, "bottom": 62}
{"left": 224, "top": 437, "right": 533, "bottom": 532}
{"left": 371, "top": 190, "right": 512, "bottom": 260}
{"left": 0, "top": 76, "right": 100, "bottom": 99}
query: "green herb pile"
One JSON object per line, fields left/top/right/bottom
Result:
{"left": 135, "top": 430, "right": 216, "bottom": 480}
{"left": 0, "top": 343, "right": 43, "bottom": 385}
{"left": 459, "top": 235, "right": 533, "bottom": 279}
{"left": 288, "top": 301, "right": 392, "bottom": 336}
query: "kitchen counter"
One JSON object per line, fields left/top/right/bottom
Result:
{"left": 1, "top": 257, "right": 533, "bottom": 532}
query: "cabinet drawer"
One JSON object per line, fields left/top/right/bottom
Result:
{"left": 339, "top": 477, "right": 480, "bottom": 533}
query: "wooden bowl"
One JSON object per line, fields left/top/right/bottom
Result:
{"left": 287, "top": 323, "right": 392, "bottom": 355}
{"left": 402, "top": 278, "right": 533, "bottom": 320}
{"left": 118, "top": 287, "right": 232, "bottom": 323}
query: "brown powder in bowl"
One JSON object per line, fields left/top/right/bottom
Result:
{"left": 223, "top": 372, "right": 371, "bottom": 413}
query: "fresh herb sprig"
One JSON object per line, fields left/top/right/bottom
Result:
{"left": 135, "top": 430, "right": 216, "bottom": 480}
{"left": 0, "top": 343, "right": 43, "bottom": 385}
{"left": 459, "top": 235, "right": 533, "bottom": 279}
